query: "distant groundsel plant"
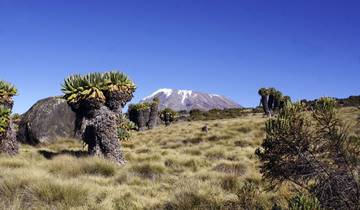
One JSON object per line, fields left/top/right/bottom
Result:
{"left": 61, "top": 71, "right": 136, "bottom": 165}
{"left": 128, "top": 98, "right": 160, "bottom": 131}
{"left": 256, "top": 97, "right": 360, "bottom": 210}
{"left": 257, "top": 87, "right": 291, "bottom": 117}
{"left": 159, "top": 108, "right": 177, "bottom": 126}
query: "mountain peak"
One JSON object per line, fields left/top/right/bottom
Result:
{"left": 142, "top": 88, "right": 241, "bottom": 111}
{"left": 143, "top": 88, "right": 174, "bottom": 100}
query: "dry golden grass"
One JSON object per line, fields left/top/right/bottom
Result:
{"left": 0, "top": 107, "right": 358, "bottom": 210}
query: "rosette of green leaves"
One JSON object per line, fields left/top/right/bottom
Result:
{"left": 0, "top": 80, "right": 17, "bottom": 103}
{"left": 62, "top": 73, "right": 106, "bottom": 105}
{"left": 103, "top": 71, "right": 136, "bottom": 96}
{"left": 62, "top": 71, "right": 136, "bottom": 106}
{"left": 0, "top": 105, "right": 11, "bottom": 135}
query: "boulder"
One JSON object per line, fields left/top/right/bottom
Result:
{"left": 17, "top": 97, "right": 78, "bottom": 145}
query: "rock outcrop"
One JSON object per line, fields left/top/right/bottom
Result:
{"left": 17, "top": 97, "right": 78, "bottom": 145}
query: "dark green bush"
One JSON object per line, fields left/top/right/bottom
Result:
{"left": 256, "top": 97, "right": 360, "bottom": 209}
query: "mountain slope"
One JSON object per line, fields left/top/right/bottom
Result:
{"left": 142, "top": 88, "right": 241, "bottom": 111}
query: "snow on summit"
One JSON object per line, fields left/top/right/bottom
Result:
{"left": 143, "top": 88, "right": 173, "bottom": 100}
{"left": 177, "top": 90, "right": 193, "bottom": 104}
{"left": 141, "top": 88, "right": 241, "bottom": 111}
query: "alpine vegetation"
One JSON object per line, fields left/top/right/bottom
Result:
{"left": 117, "top": 114, "right": 137, "bottom": 141}
{"left": 258, "top": 87, "right": 291, "bottom": 117}
{"left": 159, "top": 108, "right": 177, "bottom": 126}
{"left": 61, "top": 71, "right": 136, "bottom": 165}
{"left": 256, "top": 97, "right": 360, "bottom": 209}
{"left": 258, "top": 88, "right": 271, "bottom": 117}
{"left": 0, "top": 80, "right": 18, "bottom": 155}
{"left": 128, "top": 98, "right": 160, "bottom": 131}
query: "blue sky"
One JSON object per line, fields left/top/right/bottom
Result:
{"left": 0, "top": 0, "right": 359, "bottom": 113}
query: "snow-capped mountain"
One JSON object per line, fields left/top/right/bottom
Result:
{"left": 141, "top": 88, "right": 241, "bottom": 111}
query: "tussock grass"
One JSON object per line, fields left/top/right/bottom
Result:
{"left": 130, "top": 162, "right": 166, "bottom": 179}
{"left": 0, "top": 108, "right": 357, "bottom": 209}
{"left": 213, "top": 161, "right": 247, "bottom": 176}
{"left": 47, "top": 155, "right": 117, "bottom": 177}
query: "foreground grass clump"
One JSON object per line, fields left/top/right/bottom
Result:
{"left": 47, "top": 155, "right": 117, "bottom": 177}
{"left": 0, "top": 107, "right": 358, "bottom": 209}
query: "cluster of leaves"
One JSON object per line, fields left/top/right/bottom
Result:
{"left": 131, "top": 98, "right": 160, "bottom": 111}
{"left": 0, "top": 106, "right": 11, "bottom": 135}
{"left": 128, "top": 102, "right": 151, "bottom": 111}
{"left": 117, "top": 115, "right": 137, "bottom": 141}
{"left": 258, "top": 87, "right": 269, "bottom": 96}
{"left": 258, "top": 87, "right": 291, "bottom": 104}
{"left": 61, "top": 71, "right": 136, "bottom": 105}
{"left": 258, "top": 87, "right": 282, "bottom": 97}
{"left": 129, "top": 98, "right": 160, "bottom": 112}
{"left": 159, "top": 108, "right": 177, "bottom": 125}
{"left": 256, "top": 97, "right": 360, "bottom": 209}
{"left": 0, "top": 80, "right": 17, "bottom": 103}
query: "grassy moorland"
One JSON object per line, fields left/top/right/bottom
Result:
{"left": 0, "top": 107, "right": 359, "bottom": 210}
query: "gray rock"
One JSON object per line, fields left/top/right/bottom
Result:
{"left": 17, "top": 97, "right": 78, "bottom": 145}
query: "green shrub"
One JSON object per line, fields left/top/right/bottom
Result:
{"left": 256, "top": 97, "right": 360, "bottom": 209}
{"left": 288, "top": 193, "right": 321, "bottom": 210}
{"left": 117, "top": 115, "right": 137, "bottom": 141}
{"left": 236, "top": 181, "right": 265, "bottom": 209}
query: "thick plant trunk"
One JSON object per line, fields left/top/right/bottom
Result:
{"left": 139, "top": 109, "right": 150, "bottom": 131}
{"left": 273, "top": 98, "right": 280, "bottom": 112}
{"left": 105, "top": 91, "right": 132, "bottom": 114}
{"left": 268, "top": 95, "right": 274, "bottom": 113}
{"left": 148, "top": 103, "right": 158, "bottom": 129}
{"left": 82, "top": 106, "right": 125, "bottom": 165}
{"left": 164, "top": 113, "right": 171, "bottom": 126}
{"left": 2, "top": 100, "right": 13, "bottom": 110}
{"left": 261, "top": 95, "right": 270, "bottom": 116}
{"left": 0, "top": 120, "right": 19, "bottom": 155}
{"left": 129, "top": 108, "right": 150, "bottom": 131}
